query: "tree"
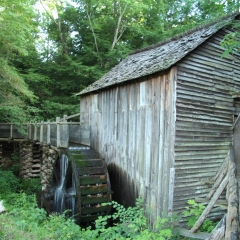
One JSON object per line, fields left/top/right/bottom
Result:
{"left": 0, "top": 0, "right": 38, "bottom": 124}
{"left": 29, "top": 0, "right": 240, "bottom": 121}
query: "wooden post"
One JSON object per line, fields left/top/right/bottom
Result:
{"left": 47, "top": 120, "right": 50, "bottom": 144}
{"left": 27, "top": 123, "right": 30, "bottom": 139}
{"left": 63, "top": 115, "right": 67, "bottom": 122}
{"left": 225, "top": 147, "right": 239, "bottom": 240}
{"left": 34, "top": 123, "right": 37, "bottom": 141}
{"left": 56, "top": 117, "right": 60, "bottom": 147}
{"left": 40, "top": 121, "right": 43, "bottom": 143}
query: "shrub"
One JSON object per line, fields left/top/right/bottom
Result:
{"left": 182, "top": 199, "right": 216, "bottom": 233}
{"left": 0, "top": 170, "right": 20, "bottom": 194}
{"left": 20, "top": 178, "right": 42, "bottom": 194}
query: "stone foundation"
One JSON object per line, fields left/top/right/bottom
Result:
{"left": 19, "top": 140, "right": 59, "bottom": 190}
{"left": 41, "top": 145, "right": 59, "bottom": 191}
{"left": 19, "top": 141, "right": 38, "bottom": 178}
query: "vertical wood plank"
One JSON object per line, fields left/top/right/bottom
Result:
{"left": 47, "top": 120, "right": 50, "bottom": 144}
{"left": 56, "top": 117, "right": 60, "bottom": 147}
{"left": 28, "top": 123, "right": 31, "bottom": 139}
{"left": 168, "top": 168, "right": 175, "bottom": 216}
{"left": 40, "top": 121, "right": 43, "bottom": 143}
{"left": 34, "top": 123, "right": 37, "bottom": 141}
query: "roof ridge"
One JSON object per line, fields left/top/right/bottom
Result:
{"left": 130, "top": 11, "right": 239, "bottom": 56}
{"left": 78, "top": 12, "right": 239, "bottom": 96}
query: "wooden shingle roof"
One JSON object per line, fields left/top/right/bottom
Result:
{"left": 78, "top": 14, "right": 237, "bottom": 96}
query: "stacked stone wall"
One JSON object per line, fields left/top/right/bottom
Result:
{"left": 19, "top": 141, "right": 59, "bottom": 187}
{"left": 19, "top": 141, "right": 33, "bottom": 178}
{"left": 41, "top": 145, "right": 59, "bottom": 191}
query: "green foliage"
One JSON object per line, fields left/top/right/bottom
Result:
{"left": 1, "top": 0, "right": 239, "bottom": 123}
{"left": 20, "top": 178, "right": 42, "bottom": 195}
{"left": 9, "top": 193, "right": 47, "bottom": 230}
{"left": 42, "top": 213, "right": 81, "bottom": 239}
{"left": 182, "top": 199, "right": 216, "bottom": 233}
{"left": 93, "top": 199, "right": 180, "bottom": 239}
{"left": 0, "top": 0, "right": 39, "bottom": 125}
{"left": 0, "top": 167, "right": 41, "bottom": 198}
{"left": 0, "top": 195, "right": 181, "bottom": 239}
{"left": 221, "top": 20, "right": 240, "bottom": 57}
{"left": 8, "top": 151, "right": 20, "bottom": 176}
{"left": 0, "top": 170, "right": 21, "bottom": 195}
{"left": 27, "top": 0, "right": 239, "bottom": 123}
{"left": 0, "top": 195, "right": 221, "bottom": 239}
{"left": 8, "top": 164, "right": 20, "bottom": 176}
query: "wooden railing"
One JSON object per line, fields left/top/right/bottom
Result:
{"left": 0, "top": 114, "right": 90, "bottom": 148}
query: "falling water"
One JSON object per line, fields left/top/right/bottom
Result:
{"left": 54, "top": 154, "right": 68, "bottom": 213}
{"left": 54, "top": 153, "right": 76, "bottom": 216}
{"left": 65, "top": 174, "right": 76, "bottom": 216}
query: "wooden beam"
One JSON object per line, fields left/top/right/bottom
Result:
{"left": 211, "top": 152, "right": 228, "bottom": 182}
{"left": 206, "top": 150, "right": 229, "bottom": 200}
{"left": 190, "top": 174, "right": 229, "bottom": 233}
{"left": 232, "top": 113, "right": 240, "bottom": 130}
{"left": 195, "top": 197, "right": 227, "bottom": 209}
{"left": 179, "top": 228, "right": 210, "bottom": 239}
{"left": 206, "top": 215, "right": 226, "bottom": 240}
{"left": 60, "top": 113, "right": 81, "bottom": 121}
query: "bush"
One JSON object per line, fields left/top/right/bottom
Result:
{"left": 9, "top": 193, "right": 47, "bottom": 231}
{"left": 0, "top": 196, "right": 217, "bottom": 239}
{"left": 182, "top": 199, "right": 216, "bottom": 232}
{"left": 0, "top": 170, "right": 20, "bottom": 194}
{"left": 20, "top": 178, "right": 42, "bottom": 194}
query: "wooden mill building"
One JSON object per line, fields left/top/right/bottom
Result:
{"left": 77, "top": 14, "right": 240, "bottom": 222}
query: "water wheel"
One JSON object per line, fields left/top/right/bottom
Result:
{"left": 69, "top": 147, "right": 112, "bottom": 225}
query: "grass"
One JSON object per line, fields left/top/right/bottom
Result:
{"left": 0, "top": 215, "right": 40, "bottom": 240}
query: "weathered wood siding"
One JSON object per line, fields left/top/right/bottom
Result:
{"left": 174, "top": 27, "right": 240, "bottom": 214}
{"left": 80, "top": 68, "right": 177, "bottom": 221}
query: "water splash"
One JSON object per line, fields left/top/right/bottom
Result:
{"left": 68, "top": 146, "right": 90, "bottom": 151}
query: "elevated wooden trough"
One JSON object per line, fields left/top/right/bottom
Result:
{"left": 0, "top": 114, "right": 90, "bottom": 148}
